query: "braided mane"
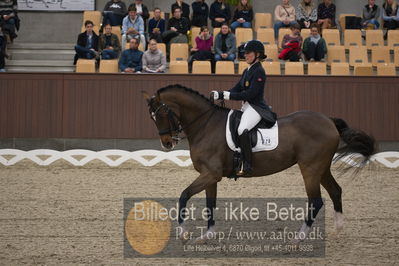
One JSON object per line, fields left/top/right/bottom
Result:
{"left": 157, "top": 84, "right": 229, "bottom": 110}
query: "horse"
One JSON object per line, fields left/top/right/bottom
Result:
{"left": 142, "top": 84, "right": 375, "bottom": 242}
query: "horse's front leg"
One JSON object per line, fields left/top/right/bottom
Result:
{"left": 177, "top": 172, "right": 220, "bottom": 242}
{"left": 194, "top": 183, "right": 218, "bottom": 244}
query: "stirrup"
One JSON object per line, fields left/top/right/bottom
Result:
{"left": 236, "top": 162, "right": 253, "bottom": 177}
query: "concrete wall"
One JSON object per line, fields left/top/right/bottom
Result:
{"left": 17, "top": 0, "right": 381, "bottom": 43}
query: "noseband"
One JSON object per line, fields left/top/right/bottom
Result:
{"left": 151, "top": 103, "right": 182, "bottom": 140}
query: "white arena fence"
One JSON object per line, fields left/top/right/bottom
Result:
{"left": 0, "top": 149, "right": 398, "bottom": 169}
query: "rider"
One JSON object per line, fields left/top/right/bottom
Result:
{"left": 211, "top": 40, "right": 276, "bottom": 176}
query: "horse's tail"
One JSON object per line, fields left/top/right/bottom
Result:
{"left": 331, "top": 117, "right": 376, "bottom": 167}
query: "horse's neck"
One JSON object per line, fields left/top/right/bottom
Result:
{"left": 162, "top": 90, "right": 222, "bottom": 140}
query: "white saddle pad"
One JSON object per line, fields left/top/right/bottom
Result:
{"left": 226, "top": 110, "right": 279, "bottom": 152}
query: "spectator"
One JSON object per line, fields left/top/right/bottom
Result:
{"left": 131, "top": 0, "right": 149, "bottom": 26}
{"left": 317, "top": 0, "right": 336, "bottom": 29}
{"left": 302, "top": 24, "right": 327, "bottom": 61}
{"left": 279, "top": 23, "right": 302, "bottom": 61}
{"left": 189, "top": 26, "right": 215, "bottom": 72}
{"left": 191, "top": 0, "right": 209, "bottom": 27}
{"left": 171, "top": 0, "right": 190, "bottom": 20}
{"left": 148, "top": 7, "right": 165, "bottom": 43}
{"left": 0, "top": 25, "right": 6, "bottom": 72}
{"left": 362, "top": 0, "right": 381, "bottom": 29}
{"left": 163, "top": 7, "right": 190, "bottom": 45}
{"left": 142, "top": 38, "right": 167, "bottom": 73}
{"left": 102, "top": 0, "right": 127, "bottom": 27}
{"left": 119, "top": 38, "right": 143, "bottom": 73}
{"left": 122, "top": 5, "right": 145, "bottom": 50}
{"left": 296, "top": 0, "right": 317, "bottom": 29}
{"left": 214, "top": 23, "right": 236, "bottom": 62}
{"left": 274, "top": 0, "right": 298, "bottom": 39}
{"left": 0, "top": 0, "right": 18, "bottom": 43}
{"left": 74, "top": 20, "right": 99, "bottom": 65}
{"left": 230, "top": 0, "right": 253, "bottom": 31}
{"left": 99, "top": 23, "right": 121, "bottom": 60}
{"left": 382, "top": 0, "right": 399, "bottom": 31}
{"left": 209, "top": 0, "right": 231, "bottom": 28}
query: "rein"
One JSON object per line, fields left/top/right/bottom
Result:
{"left": 151, "top": 101, "right": 217, "bottom": 141}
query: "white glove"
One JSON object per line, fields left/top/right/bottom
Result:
{"left": 223, "top": 91, "right": 230, "bottom": 100}
{"left": 211, "top": 90, "right": 219, "bottom": 100}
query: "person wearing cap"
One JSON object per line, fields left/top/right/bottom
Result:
{"left": 210, "top": 40, "right": 277, "bottom": 176}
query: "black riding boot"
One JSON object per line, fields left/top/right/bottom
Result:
{"left": 238, "top": 129, "right": 253, "bottom": 176}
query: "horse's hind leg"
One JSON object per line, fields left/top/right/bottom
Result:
{"left": 321, "top": 169, "right": 344, "bottom": 232}
{"left": 295, "top": 164, "right": 324, "bottom": 241}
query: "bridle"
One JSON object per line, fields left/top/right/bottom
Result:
{"left": 149, "top": 99, "right": 216, "bottom": 142}
{"left": 151, "top": 103, "right": 182, "bottom": 140}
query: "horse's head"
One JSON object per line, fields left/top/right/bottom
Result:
{"left": 142, "top": 91, "right": 181, "bottom": 151}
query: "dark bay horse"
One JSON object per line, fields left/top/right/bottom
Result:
{"left": 142, "top": 84, "right": 375, "bottom": 242}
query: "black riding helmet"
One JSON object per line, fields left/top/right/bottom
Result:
{"left": 244, "top": 40, "right": 267, "bottom": 60}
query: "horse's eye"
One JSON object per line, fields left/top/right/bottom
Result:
{"left": 151, "top": 112, "right": 156, "bottom": 121}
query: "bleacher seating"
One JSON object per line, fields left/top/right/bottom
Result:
{"left": 308, "top": 62, "right": 327, "bottom": 75}
{"left": 76, "top": 59, "right": 96, "bottom": 73}
{"left": 215, "top": 61, "right": 235, "bottom": 74}
{"left": 169, "top": 61, "right": 188, "bottom": 74}
{"left": 388, "top": 30, "right": 399, "bottom": 50}
{"left": 12, "top": 7, "right": 397, "bottom": 76}
{"left": 264, "top": 44, "right": 278, "bottom": 61}
{"left": 82, "top": 11, "right": 102, "bottom": 27}
{"left": 327, "top": 46, "right": 346, "bottom": 65}
{"left": 238, "top": 61, "right": 249, "bottom": 73}
{"left": 191, "top": 27, "right": 201, "bottom": 48}
{"left": 366, "top": 30, "right": 384, "bottom": 49}
{"left": 257, "top": 28, "right": 275, "bottom": 45}
{"left": 354, "top": 64, "right": 373, "bottom": 76}
{"left": 371, "top": 46, "right": 390, "bottom": 66}
{"left": 377, "top": 63, "right": 396, "bottom": 76}
{"left": 330, "top": 62, "right": 350, "bottom": 76}
{"left": 236, "top": 28, "right": 253, "bottom": 47}
{"left": 285, "top": 62, "right": 304, "bottom": 75}
{"left": 71, "top": 9, "right": 399, "bottom": 76}
{"left": 254, "top": 13, "right": 273, "bottom": 30}
{"left": 192, "top": 61, "right": 212, "bottom": 74}
{"left": 157, "top": 43, "right": 166, "bottom": 56}
{"left": 111, "top": 26, "right": 122, "bottom": 43}
{"left": 301, "top": 29, "right": 311, "bottom": 43}
{"left": 170, "top": 43, "right": 189, "bottom": 61}
{"left": 322, "top": 29, "right": 341, "bottom": 47}
{"left": 349, "top": 46, "right": 368, "bottom": 66}
{"left": 262, "top": 61, "right": 281, "bottom": 75}
{"left": 344, "top": 30, "right": 362, "bottom": 48}
{"left": 99, "top": 59, "right": 118, "bottom": 73}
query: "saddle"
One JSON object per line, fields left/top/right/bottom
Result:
{"left": 229, "top": 110, "right": 275, "bottom": 149}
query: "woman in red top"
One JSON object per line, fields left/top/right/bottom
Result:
{"left": 189, "top": 26, "right": 215, "bottom": 72}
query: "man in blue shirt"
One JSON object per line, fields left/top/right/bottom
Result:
{"left": 119, "top": 38, "right": 143, "bottom": 73}
{"left": 148, "top": 7, "right": 165, "bottom": 43}
{"left": 122, "top": 5, "right": 145, "bottom": 50}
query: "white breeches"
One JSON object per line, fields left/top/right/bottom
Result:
{"left": 237, "top": 102, "right": 262, "bottom": 136}
{"left": 122, "top": 34, "right": 146, "bottom": 51}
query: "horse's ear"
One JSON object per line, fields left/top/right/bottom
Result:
{"left": 141, "top": 91, "right": 151, "bottom": 103}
